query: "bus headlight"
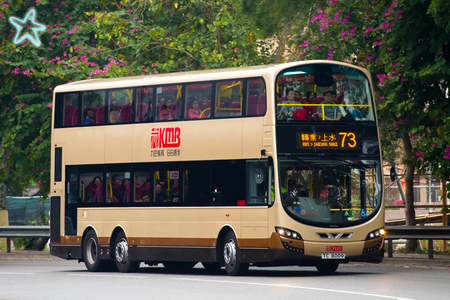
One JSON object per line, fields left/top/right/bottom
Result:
{"left": 365, "top": 228, "right": 385, "bottom": 240}
{"left": 275, "top": 227, "right": 302, "bottom": 240}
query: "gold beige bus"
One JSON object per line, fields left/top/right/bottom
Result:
{"left": 50, "top": 60, "right": 385, "bottom": 275}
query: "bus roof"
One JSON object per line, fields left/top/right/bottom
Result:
{"left": 54, "top": 60, "right": 368, "bottom": 93}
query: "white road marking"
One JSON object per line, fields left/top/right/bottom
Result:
{"left": 171, "top": 278, "right": 413, "bottom": 300}
{"left": 0, "top": 272, "right": 35, "bottom": 275}
{"left": 69, "top": 273, "right": 147, "bottom": 279}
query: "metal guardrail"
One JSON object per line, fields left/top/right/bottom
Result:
{"left": 0, "top": 226, "right": 50, "bottom": 253}
{"left": 385, "top": 226, "right": 450, "bottom": 259}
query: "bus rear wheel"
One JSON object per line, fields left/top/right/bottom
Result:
{"left": 83, "top": 230, "right": 107, "bottom": 272}
{"left": 223, "top": 231, "right": 249, "bottom": 276}
{"left": 113, "top": 231, "right": 139, "bottom": 273}
{"left": 316, "top": 261, "right": 339, "bottom": 274}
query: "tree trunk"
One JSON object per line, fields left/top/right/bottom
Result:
{"left": 274, "top": 23, "right": 291, "bottom": 63}
{"left": 402, "top": 135, "right": 417, "bottom": 251}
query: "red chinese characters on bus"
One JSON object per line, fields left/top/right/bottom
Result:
{"left": 325, "top": 245, "right": 343, "bottom": 252}
{"left": 151, "top": 127, "right": 181, "bottom": 149}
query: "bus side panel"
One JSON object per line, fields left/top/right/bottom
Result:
{"left": 55, "top": 128, "right": 105, "bottom": 165}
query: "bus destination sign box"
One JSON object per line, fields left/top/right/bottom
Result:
{"left": 297, "top": 131, "right": 359, "bottom": 149}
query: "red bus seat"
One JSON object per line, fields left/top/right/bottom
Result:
{"left": 64, "top": 105, "right": 74, "bottom": 126}
{"left": 257, "top": 95, "right": 266, "bottom": 115}
{"left": 120, "top": 103, "right": 133, "bottom": 123}
{"left": 96, "top": 105, "right": 105, "bottom": 125}
{"left": 136, "top": 103, "right": 148, "bottom": 122}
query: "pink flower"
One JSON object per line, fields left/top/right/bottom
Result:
{"left": 47, "top": 103, "right": 53, "bottom": 107}
{"left": 38, "top": 138, "right": 44, "bottom": 141}
{"left": 20, "top": 103, "right": 24, "bottom": 107}
{"left": 5, "top": 107, "right": 10, "bottom": 110}
{"left": 379, "top": 96, "right": 385, "bottom": 100}
{"left": 411, "top": 135, "right": 418, "bottom": 138}
{"left": 23, "top": 70, "right": 31, "bottom": 75}
{"left": 49, "top": 87, "right": 53, "bottom": 90}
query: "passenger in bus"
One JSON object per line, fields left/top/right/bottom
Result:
{"left": 88, "top": 176, "right": 102, "bottom": 201}
{"left": 277, "top": 88, "right": 302, "bottom": 121}
{"left": 159, "top": 98, "right": 176, "bottom": 120}
{"left": 85, "top": 108, "right": 96, "bottom": 125}
{"left": 109, "top": 99, "right": 121, "bottom": 123}
{"left": 107, "top": 174, "right": 121, "bottom": 202}
{"left": 170, "top": 182, "right": 180, "bottom": 202}
{"left": 120, "top": 178, "right": 131, "bottom": 203}
{"left": 294, "top": 90, "right": 302, "bottom": 102}
{"left": 144, "top": 101, "right": 154, "bottom": 122}
{"left": 201, "top": 98, "right": 209, "bottom": 110}
{"left": 188, "top": 99, "right": 203, "bottom": 119}
{"left": 341, "top": 94, "right": 367, "bottom": 121}
{"left": 141, "top": 194, "right": 150, "bottom": 202}
{"left": 317, "top": 89, "right": 342, "bottom": 121}
{"left": 304, "top": 91, "right": 315, "bottom": 119}
{"left": 154, "top": 183, "right": 168, "bottom": 202}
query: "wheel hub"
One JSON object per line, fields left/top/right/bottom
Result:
{"left": 115, "top": 239, "right": 129, "bottom": 264}
{"left": 224, "top": 239, "right": 236, "bottom": 266}
{"left": 86, "top": 238, "right": 97, "bottom": 265}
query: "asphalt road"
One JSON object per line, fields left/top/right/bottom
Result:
{"left": 1, "top": 258, "right": 449, "bottom": 300}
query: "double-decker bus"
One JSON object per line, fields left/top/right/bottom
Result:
{"left": 50, "top": 60, "right": 384, "bottom": 275}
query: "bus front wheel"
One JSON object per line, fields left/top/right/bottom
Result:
{"left": 113, "top": 231, "right": 139, "bottom": 273}
{"left": 223, "top": 231, "right": 249, "bottom": 276}
{"left": 83, "top": 230, "right": 106, "bottom": 272}
{"left": 316, "top": 261, "right": 339, "bottom": 274}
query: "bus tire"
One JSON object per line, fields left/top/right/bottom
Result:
{"left": 223, "top": 231, "right": 249, "bottom": 276}
{"left": 83, "top": 230, "right": 107, "bottom": 272}
{"left": 316, "top": 261, "right": 339, "bottom": 274}
{"left": 113, "top": 231, "right": 139, "bottom": 273}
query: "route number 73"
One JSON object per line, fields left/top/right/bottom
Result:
{"left": 339, "top": 132, "right": 357, "bottom": 148}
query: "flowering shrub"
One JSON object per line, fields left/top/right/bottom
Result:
{"left": 0, "top": 0, "right": 264, "bottom": 196}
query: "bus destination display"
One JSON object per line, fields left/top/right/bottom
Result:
{"left": 297, "top": 131, "right": 359, "bottom": 149}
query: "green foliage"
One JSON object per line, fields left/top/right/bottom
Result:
{"left": 0, "top": 0, "right": 266, "bottom": 197}
{"left": 291, "top": 0, "right": 450, "bottom": 182}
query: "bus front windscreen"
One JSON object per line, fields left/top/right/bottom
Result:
{"left": 276, "top": 64, "right": 375, "bottom": 122}
{"left": 279, "top": 158, "right": 382, "bottom": 227}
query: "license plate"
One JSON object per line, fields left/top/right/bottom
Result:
{"left": 321, "top": 253, "right": 345, "bottom": 259}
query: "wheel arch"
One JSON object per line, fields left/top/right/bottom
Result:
{"left": 216, "top": 225, "right": 238, "bottom": 264}
{"left": 109, "top": 226, "right": 127, "bottom": 259}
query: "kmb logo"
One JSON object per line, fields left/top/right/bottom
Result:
{"left": 325, "top": 245, "right": 343, "bottom": 252}
{"left": 151, "top": 127, "right": 181, "bottom": 149}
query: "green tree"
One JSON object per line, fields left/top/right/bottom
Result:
{"left": 239, "top": 0, "right": 320, "bottom": 63}
{"left": 291, "top": 0, "right": 450, "bottom": 250}
{"left": 0, "top": 0, "right": 266, "bottom": 198}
